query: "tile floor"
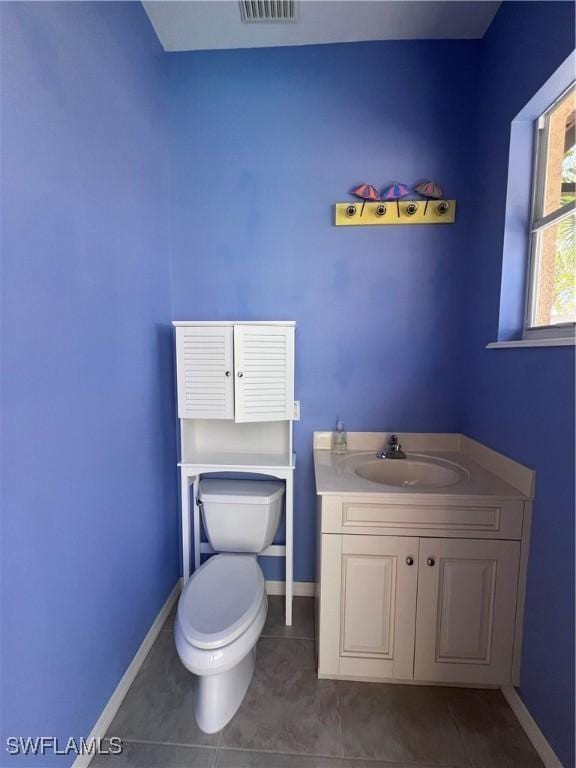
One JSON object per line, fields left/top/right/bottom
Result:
{"left": 94, "top": 597, "right": 544, "bottom": 768}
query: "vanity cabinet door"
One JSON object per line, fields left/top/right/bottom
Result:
{"left": 414, "top": 538, "right": 520, "bottom": 685}
{"left": 233, "top": 325, "right": 294, "bottom": 423}
{"left": 318, "top": 534, "right": 418, "bottom": 680}
{"left": 175, "top": 326, "right": 234, "bottom": 419}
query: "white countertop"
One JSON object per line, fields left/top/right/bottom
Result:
{"left": 314, "top": 447, "right": 527, "bottom": 501}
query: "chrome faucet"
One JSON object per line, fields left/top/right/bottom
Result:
{"left": 377, "top": 434, "right": 406, "bottom": 460}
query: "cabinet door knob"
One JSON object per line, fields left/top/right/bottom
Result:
{"left": 427, "top": 557, "right": 436, "bottom": 567}
{"left": 225, "top": 370, "right": 232, "bottom": 377}
{"left": 405, "top": 557, "right": 414, "bottom": 566}
{"left": 237, "top": 371, "right": 244, "bottom": 378}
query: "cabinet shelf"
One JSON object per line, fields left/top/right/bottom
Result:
{"left": 179, "top": 452, "right": 295, "bottom": 471}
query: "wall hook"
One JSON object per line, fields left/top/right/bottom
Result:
{"left": 334, "top": 200, "right": 456, "bottom": 226}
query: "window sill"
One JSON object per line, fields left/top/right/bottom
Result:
{"left": 486, "top": 337, "right": 575, "bottom": 349}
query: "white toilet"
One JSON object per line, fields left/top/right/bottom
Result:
{"left": 174, "top": 478, "right": 284, "bottom": 733}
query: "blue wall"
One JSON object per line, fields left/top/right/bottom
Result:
{"left": 168, "top": 19, "right": 574, "bottom": 760}
{"left": 0, "top": 2, "right": 178, "bottom": 763}
{"left": 167, "top": 40, "right": 479, "bottom": 581}
{"left": 462, "top": 3, "right": 575, "bottom": 765}
{"left": 2, "top": 2, "right": 573, "bottom": 766}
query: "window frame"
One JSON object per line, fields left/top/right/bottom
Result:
{"left": 523, "top": 81, "right": 576, "bottom": 341}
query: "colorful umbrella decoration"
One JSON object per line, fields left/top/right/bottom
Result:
{"left": 414, "top": 180, "right": 444, "bottom": 215}
{"left": 381, "top": 183, "right": 411, "bottom": 218}
{"left": 350, "top": 183, "right": 379, "bottom": 217}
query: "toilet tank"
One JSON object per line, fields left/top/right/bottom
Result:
{"left": 199, "top": 479, "right": 284, "bottom": 554}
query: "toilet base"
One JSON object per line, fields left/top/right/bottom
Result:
{"left": 195, "top": 647, "right": 256, "bottom": 733}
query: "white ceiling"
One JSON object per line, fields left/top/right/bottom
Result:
{"left": 142, "top": 1, "right": 501, "bottom": 52}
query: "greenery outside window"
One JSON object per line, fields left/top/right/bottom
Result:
{"left": 524, "top": 83, "right": 576, "bottom": 340}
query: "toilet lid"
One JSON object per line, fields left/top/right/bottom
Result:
{"left": 178, "top": 554, "right": 265, "bottom": 650}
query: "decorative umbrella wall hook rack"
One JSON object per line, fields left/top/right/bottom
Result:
{"left": 334, "top": 180, "right": 456, "bottom": 226}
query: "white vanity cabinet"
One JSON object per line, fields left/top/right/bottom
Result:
{"left": 175, "top": 323, "right": 294, "bottom": 422}
{"left": 316, "top": 496, "right": 528, "bottom": 687}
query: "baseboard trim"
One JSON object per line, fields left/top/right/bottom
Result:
{"left": 501, "top": 686, "right": 564, "bottom": 768}
{"left": 265, "top": 579, "right": 315, "bottom": 597}
{"left": 72, "top": 581, "right": 181, "bottom": 768}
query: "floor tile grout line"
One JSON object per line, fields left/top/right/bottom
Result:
{"left": 208, "top": 743, "right": 473, "bottom": 766}
{"left": 211, "top": 723, "right": 224, "bottom": 768}
{"left": 115, "top": 733, "right": 476, "bottom": 766}
{"left": 116, "top": 731, "right": 469, "bottom": 768}
{"left": 208, "top": 742, "right": 219, "bottom": 768}
{"left": 212, "top": 744, "right": 359, "bottom": 761}
{"left": 160, "top": 631, "right": 315, "bottom": 641}
{"left": 260, "top": 634, "right": 315, "bottom": 641}
{"left": 446, "top": 702, "right": 476, "bottom": 768}
{"left": 260, "top": 636, "right": 315, "bottom": 644}
{"left": 118, "top": 738, "right": 217, "bottom": 751}
{"left": 335, "top": 683, "right": 345, "bottom": 759}
{"left": 160, "top": 631, "right": 316, "bottom": 639}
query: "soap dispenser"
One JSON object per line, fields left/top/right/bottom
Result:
{"left": 332, "top": 419, "right": 347, "bottom": 454}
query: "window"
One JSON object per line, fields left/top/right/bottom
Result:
{"left": 525, "top": 83, "right": 576, "bottom": 339}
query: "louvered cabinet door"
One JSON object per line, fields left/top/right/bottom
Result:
{"left": 175, "top": 326, "right": 234, "bottom": 419}
{"left": 233, "top": 325, "right": 295, "bottom": 423}
{"left": 414, "top": 538, "right": 520, "bottom": 685}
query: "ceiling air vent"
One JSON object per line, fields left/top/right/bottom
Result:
{"left": 240, "top": 1, "right": 297, "bottom": 23}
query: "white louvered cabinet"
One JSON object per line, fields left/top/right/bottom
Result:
{"left": 175, "top": 323, "right": 295, "bottom": 422}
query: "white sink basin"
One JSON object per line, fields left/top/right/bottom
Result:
{"left": 350, "top": 455, "right": 469, "bottom": 489}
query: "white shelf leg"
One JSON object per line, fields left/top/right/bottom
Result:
{"left": 285, "top": 472, "right": 294, "bottom": 626}
{"left": 192, "top": 476, "right": 201, "bottom": 573}
{"left": 181, "top": 472, "right": 191, "bottom": 584}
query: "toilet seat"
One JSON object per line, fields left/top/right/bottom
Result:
{"left": 178, "top": 554, "right": 265, "bottom": 650}
{"left": 175, "top": 594, "right": 267, "bottom": 678}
